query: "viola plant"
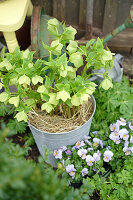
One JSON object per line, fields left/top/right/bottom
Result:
{"left": 0, "top": 18, "right": 114, "bottom": 123}
{"left": 54, "top": 118, "right": 133, "bottom": 183}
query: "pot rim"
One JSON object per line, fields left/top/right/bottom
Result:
{"left": 28, "top": 95, "right": 96, "bottom": 135}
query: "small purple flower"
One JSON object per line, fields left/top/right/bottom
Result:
{"left": 66, "top": 164, "right": 76, "bottom": 177}
{"left": 129, "top": 147, "right": 133, "bottom": 153}
{"left": 75, "top": 140, "right": 85, "bottom": 149}
{"left": 84, "top": 136, "right": 91, "bottom": 140}
{"left": 92, "top": 131, "right": 98, "bottom": 135}
{"left": 123, "top": 147, "right": 131, "bottom": 155}
{"left": 103, "top": 150, "right": 113, "bottom": 162}
{"left": 53, "top": 149, "right": 62, "bottom": 159}
{"left": 130, "top": 136, "right": 133, "bottom": 144}
{"left": 85, "top": 139, "right": 92, "bottom": 146}
{"left": 114, "top": 137, "right": 121, "bottom": 144}
{"left": 93, "top": 151, "right": 101, "bottom": 163}
{"left": 124, "top": 140, "right": 129, "bottom": 147}
{"left": 129, "top": 122, "right": 133, "bottom": 130}
{"left": 109, "top": 132, "right": 120, "bottom": 144}
{"left": 81, "top": 168, "right": 88, "bottom": 176}
{"left": 117, "top": 118, "right": 126, "bottom": 126}
{"left": 99, "top": 140, "right": 103, "bottom": 148}
{"left": 86, "top": 155, "right": 95, "bottom": 166}
{"left": 93, "top": 138, "right": 100, "bottom": 147}
{"left": 119, "top": 129, "right": 129, "bottom": 140}
{"left": 106, "top": 145, "right": 111, "bottom": 150}
{"left": 60, "top": 146, "right": 67, "bottom": 152}
{"left": 65, "top": 149, "right": 71, "bottom": 155}
{"left": 77, "top": 149, "right": 87, "bottom": 159}
{"left": 87, "top": 147, "right": 93, "bottom": 151}
{"left": 110, "top": 122, "right": 119, "bottom": 132}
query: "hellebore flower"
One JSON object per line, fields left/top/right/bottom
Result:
{"left": 110, "top": 123, "right": 119, "bottom": 132}
{"left": 119, "top": 129, "right": 129, "bottom": 140}
{"left": 123, "top": 147, "right": 131, "bottom": 155}
{"left": 130, "top": 136, "right": 133, "bottom": 144}
{"left": 75, "top": 140, "right": 85, "bottom": 149}
{"left": 66, "top": 164, "right": 76, "bottom": 177}
{"left": 117, "top": 118, "right": 126, "bottom": 126}
{"left": 77, "top": 149, "right": 87, "bottom": 159}
{"left": 81, "top": 168, "right": 88, "bottom": 176}
{"left": 86, "top": 155, "right": 95, "bottom": 166}
{"left": 53, "top": 149, "right": 62, "bottom": 159}
{"left": 103, "top": 150, "right": 113, "bottom": 162}
{"left": 129, "top": 122, "right": 133, "bottom": 130}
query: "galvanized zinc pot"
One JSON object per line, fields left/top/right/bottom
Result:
{"left": 29, "top": 96, "right": 96, "bottom": 167}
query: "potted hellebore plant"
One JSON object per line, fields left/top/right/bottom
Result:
{"left": 0, "top": 18, "right": 114, "bottom": 166}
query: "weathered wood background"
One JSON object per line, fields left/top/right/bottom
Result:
{"left": 31, "top": 0, "right": 133, "bottom": 53}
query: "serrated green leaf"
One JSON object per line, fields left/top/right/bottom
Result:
{"left": 22, "top": 49, "right": 30, "bottom": 59}
{"left": 86, "top": 39, "right": 96, "bottom": 48}
{"left": 32, "top": 75, "right": 43, "bottom": 85}
{"left": 15, "top": 111, "right": 28, "bottom": 122}
{"left": 69, "top": 52, "right": 83, "bottom": 68}
{"left": 9, "top": 96, "right": 19, "bottom": 107}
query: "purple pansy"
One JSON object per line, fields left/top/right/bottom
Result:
{"left": 81, "top": 168, "right": 88, "bottom": 176}
{"left": 66, "top": 164, "right": 76, "bottom": 177}
{"left": 130, "top": 136, "right": 133, "bottom": 144}
{"left": 119, "top": 129, "right": 129, "bottom": 140}
{"left": 92, "top": 131, "right": 98, "bottom": 135}
{"left": 129, "top": 122, "right": 133, "bottom": 130}
{"left": 93, "top": 151, "right": 101, "bottom": 163}
{"left": 93, "top": 138, "right": 100, "bottom": 147}
{"left": 103, "top": 150, "right": 113, "bottom": 162}
{"left": 106, "top": 145, "right": 111, "bottom": 150}
{"left": 130, "top": 147, "right": 133, "bottom": 153}
{"left": 60, "top": 146, "right": 67, "bottom": 152}
{"left": 53, "top": 149, "right": 62, "bottom": 159}
{"left": 123, "top": 147, "right": 131, "bottom": 155}
{"left": 75, "top": 140, "right": 85, "bottom": 149}
{"left": 86, "top": 155, "right": 95, "bottom": 166}
{"left": 117, "top": 118, "right": 126, "bottom": 126}
{"left": 87, "top": 147, "right": 93, "bottom": 151}
{"left": 65, "top": 149, "right": 71, "bottom": 155}
{"left": 124, "top": 140, "right": 129, "bottom": 147}
{"left": 85, "top": 139, "right": 92, "bottom": 146}
{"left": 110, "top": 122, "right": 119, "bottom": 132}
{"left": 77, "top": 148, "right": 87, "bottom": 159}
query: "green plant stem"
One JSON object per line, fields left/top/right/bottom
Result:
{"left": 81, "top": 64, "right": 88, "bottom": 77}
{"left": 86, "top": 72, "right": 104, "bottom": 78}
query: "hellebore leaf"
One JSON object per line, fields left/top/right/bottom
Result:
{"left": 9, "top": 96, "right": 19, "bottom": 107}
{"left": 67, "top": 40, "right": 78, "bottom": 54}
{"left": 56, "top": 90, "right": 71, "bottom": 102}
{"left": 32, "top": 75, "right": 43, "bottom": 85}
{"left": 41, "top": 102, "right": 54, "bottom": 113}
{"left": 15, "top": 111, "right": 28, "bottom": 122}
{"left": 0, "top": 92, "right": 8, "bottom": 102}
{"left": 69, "top": 52, "right": 83, "bottom": 68}
{"left": 100, "top": 79, "right": 113, "bottom": 90}
{"left": 19, "top": 75, "right": 31, "bottom": 85}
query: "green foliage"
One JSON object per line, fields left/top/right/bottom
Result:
{"left": 0, "top": 128, "right": 94, "bottom": 200}
{"left": 0, "top": 18, "right": 114, "bottom": 121}
{"left": 92, "top": 76, "right": 133, "bottom": 130}
{"left": 7, "top": 119, "right": 27, "bottom": 135}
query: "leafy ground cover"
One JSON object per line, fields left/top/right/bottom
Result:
{"left": 0, "top": 76, "right": 133, "bottom": 199}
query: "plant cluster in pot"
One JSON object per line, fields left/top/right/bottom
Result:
{"left": 0, "top": 18, "right": 114, "bottom": 166}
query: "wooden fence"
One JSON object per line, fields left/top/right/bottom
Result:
{"left": 31, "top": 0, "right": 133, "bottom": 35}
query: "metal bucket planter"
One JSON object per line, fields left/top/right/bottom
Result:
{"left": 29, "top": 96, "right": 96, "bottom": 167}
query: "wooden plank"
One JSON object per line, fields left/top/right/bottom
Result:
{"left": 66, "top": 0, "right": 80, "bottom": 25}
{"left": 53, "top": 0, "right": 58, "bottom": 19}
{"left": 102, "top": 0, "right": 118, "bottom": 35}
{"left": 115, "top": 0, "right": 133, "bottom": 27}
{"left": 93, "top": 0, "right": 105, "bottom": 28}
{"left": 79, "top": 0, "right": 87, "bottom": 29}
{"left": 43, "top": 0, "right": 53, "bottom": 16}
{"left": 53, "top": 0, "right": 66, "bottom": 22}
